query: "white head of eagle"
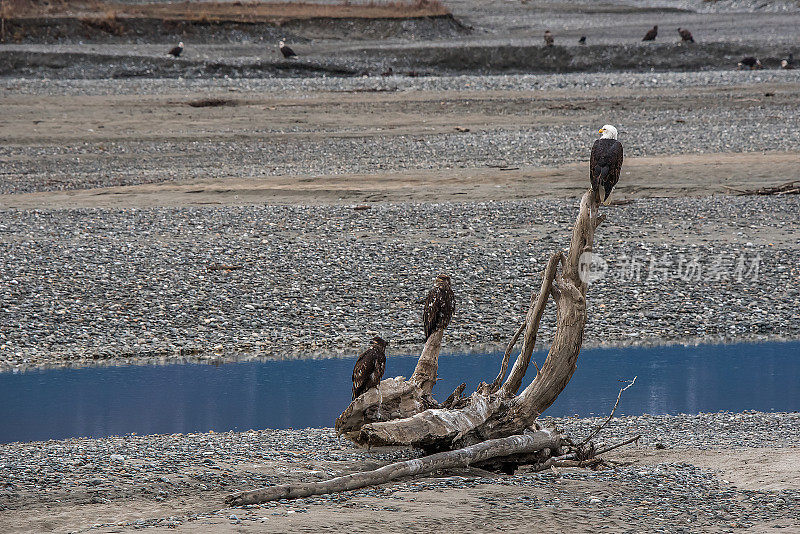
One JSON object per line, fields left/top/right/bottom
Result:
{"left": 599, "top": 125, "right": 618, "bottom": 140}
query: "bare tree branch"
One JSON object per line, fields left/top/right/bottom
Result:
{"left": 594, "top": 434, "right": 642, "bottom": 455}
{"left": 479, "top": 319, "right": 525, "bottom": 396}
{"left": 579, "top": 376, "right": 637, "bottom": 447}
{"left": 500, "top": 251, "right": 562, "bottom": 397}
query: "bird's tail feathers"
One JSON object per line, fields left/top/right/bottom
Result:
{"left": 596, "top": 166, "right": 610, "bottom": 203}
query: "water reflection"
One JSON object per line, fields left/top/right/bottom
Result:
{"left": 0, "top": 341, "right": 797, "bottom": 444}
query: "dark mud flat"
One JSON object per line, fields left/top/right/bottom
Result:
{"left": 4, "top": 40, "right": 799, "bottom": 78}
{"left": 0, "top": 13, "right": 468, "bottom": 45}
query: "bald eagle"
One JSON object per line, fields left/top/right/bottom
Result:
{"left": 642, "top": 25, "right": 657, "bottom": 41}
{"left": 544, "top": 30, "right": 554, "bottom": 47}
{"left": 168, "top": 42, "right": 184, "bottom": 57}
{"left": 738, "top": 56, "right": 762, "bottom": 70}
{"left": 279, "top": 40, "right": 297, "bottom": 59}
{"left": 352, "top": 336, "right": 388, "bottom": 400}
{"left": 590, "top": 125, "right": 624, "bottom": 204}
{"left": 677, "top": 28, "right": 694, "bottom": 42}
{"left": 781, "top": 53, "right": 794, "bottom": 70}
{"left": 423, "top": 274, "right": 455, "bottom": 341}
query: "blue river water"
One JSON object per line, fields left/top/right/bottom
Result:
{"left": 1, "top": 341, "right": 798, "bottom": 444}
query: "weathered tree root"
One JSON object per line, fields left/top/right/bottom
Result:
{"left": 337, "top": 189, "right": 602, "bottom": 452}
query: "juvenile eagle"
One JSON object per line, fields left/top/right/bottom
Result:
{"left": 642, "top": 25, "right": 658, "bottom": 41}
{"left": 544, "top": 30, "right": 554, "bottom": 47}
{"left": 578, "top": 35, "right": 586, "bottom": 45}
{"left": 168, "top": 42, "right": 184, "bottom": 58}
{"left": 738, "top": 56, "right": 762, "bottom": 70}
{"left": 423, "top": 274, "right": 455, "bottom": 341}
{"left": 590, "top": 125, "right": 624, "bottom": 204}
{"left": 351, "top": 336, "right": 388, "bottom": 400}
{"left": 677, "top": 28, "right": 694, "bottom": 42}
{"left": 279, "top": 40, "right": 297, "bottom": 59}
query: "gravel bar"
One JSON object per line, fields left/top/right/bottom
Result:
{"left": 0, "top": 412, "right": 798, "bottom": 532}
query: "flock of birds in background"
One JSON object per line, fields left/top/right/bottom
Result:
{"left": 547, "top": 25, "right": 794, "bottom": 70}
{"left": 348, "top": 124, "right": 623, "bottom": 402}
{"left": 168, "top": 30, "right": 795, "bottom": 71}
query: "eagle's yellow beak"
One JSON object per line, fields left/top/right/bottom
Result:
{"left": 599, "top": 128, "right": 605, "bottom": 134}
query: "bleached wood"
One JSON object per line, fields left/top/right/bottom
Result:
{"left": 339, "top": 189, "right": 604, "bottom": 452}
{"left": 410, "top": 329, "right": 444, "bottom": 395}
{"left": 225, "top": 429, "right": 562, "bottom": 505}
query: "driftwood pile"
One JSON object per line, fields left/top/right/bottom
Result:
{"left": 226, "top": 189, "right": 640, "bottom": 506}
{"left": 726, "top": 179, "right": 800, "bottom": 196}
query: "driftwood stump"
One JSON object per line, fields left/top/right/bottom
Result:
{"left": 225, "top": 190, "right": 634, "bottom": 506}
{"left": 336, "top": 189, "right": 603, "bottom": 452}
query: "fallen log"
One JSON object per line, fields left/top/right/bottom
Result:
{"left": 225, "top": 429, "right": 563, "bottom": 506}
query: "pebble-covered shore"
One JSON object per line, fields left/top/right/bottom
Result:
{"left": 1, "top": 412, "right": 798, "bottom": 532}
{"left": 3, "top": 71, "right": 800, "bottom": 196}
{"left": 1, "top": 195, "right": 798, "bottom": 370}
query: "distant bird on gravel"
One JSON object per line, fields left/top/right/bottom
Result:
{"left": 544, "top": 30, "right": 554, "bottom": 47}
{"left": 590, "top": 125, "right": 624, "bottom": 205}
{"left": 781, "top": 53, "right": 794, "bottom": 69}
{"left": 279, "top": 39, "right": 297, "bottom": 59}
{"left": 168, "top": 42, "right": 184, "bottom": 58}
{"left": 351, "top": 336, "right": 387, "bottom": 400}
{"left": 642, "top": 25, "right": 658, "bottom": 41}
{"left": 578, "top": 35, "right": 586, "bottom": 45}
{"left": 423, "top": 274, "right": 455, "bottom": 341}
{"left": 738, "top": 56, "right": 763, "bottom": 70}
{"left": 677, "top": 28, "right": 694, "bottom": 43}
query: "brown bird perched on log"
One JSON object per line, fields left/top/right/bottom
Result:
{"left": 544, "top": 30, "right": 554, "bottom": 47}
{"left": 423, "top": 274, "right": 455, "bottom": 341}
{"left": 351, "top": 336, "right": 388, "bottom": 400}
{"left": 677, "top": 28, "right": 694, "bottom": 42}
{"left": 642, "top": 25, "right": 658, "bottom": 41}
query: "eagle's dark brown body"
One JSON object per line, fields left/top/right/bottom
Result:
{"left": 544, "top": 30, "right": 554, "bottom": 47}
{"left": 642, "top": 25, "right": 658, "bottom": 41}
{"left": 738, "top": 56, "right": 762, "bottom": 70}
{"left": 280, "top": 43, "right": 297, "bottom": 58}
{"left": 168, "top": 44, "right": 183, "bottom": 57}
{"left": 352, "top": 336, "right": 388, "bottom": 400}
{"left": 678, "top": 28, "right": 694, "bottom": 42}
{"left": 590, "top": 138, "right": 624, "bottom": 204}
{"left": 423, "top": 274, "right": 455, "bottom": 341}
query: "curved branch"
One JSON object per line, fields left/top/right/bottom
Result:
{"left": 478, "top": 319, "right": 524, "bottom": 396}
{"left": 499, "top": 251, "right": 562, "bottom": 397}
